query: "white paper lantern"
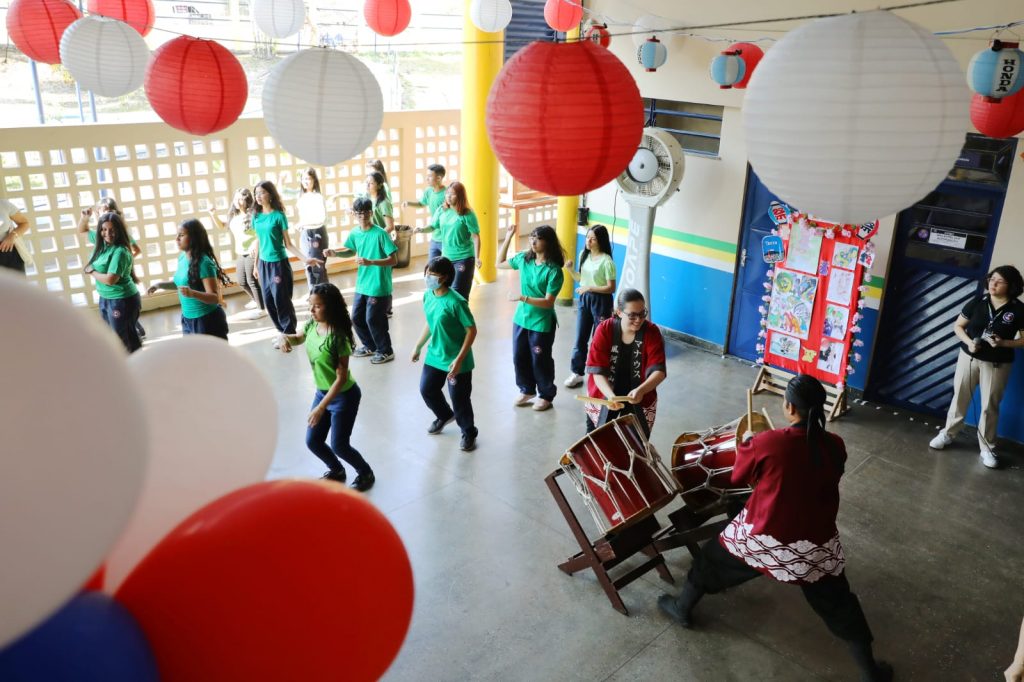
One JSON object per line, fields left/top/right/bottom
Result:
{"left": 470, "top": 0, "right": 512, "bottom": 34}
{"left": 631, "top": 14, "right": 673, "bottom": 48}
{"left": 58, "top": 15, "right": 149, "bottom": 97}
{"left": 743, "top": 11, "right": 969, "bottom": 225}
{"left": 252, "top": 0, "right": 304, "bottom": 39}
{"left": 263, "top": 48, "right": 383, "bottom": 167}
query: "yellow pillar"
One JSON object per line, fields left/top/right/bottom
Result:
{"left": 461, "top": 1, "right": 503, "bottom": 284}
{"left": 555, "top": 26, "right": 582, "bottom": 303}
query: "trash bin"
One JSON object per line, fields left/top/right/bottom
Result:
{"left": 394, "top": 224, "right": 413, "bottom": 268}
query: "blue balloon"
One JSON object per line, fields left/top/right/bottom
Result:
{"left": 0, "top": 592, "right": 158, "bottom": 682}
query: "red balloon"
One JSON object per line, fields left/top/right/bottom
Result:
{"left": 970, "top": 90, "right": 1024, "bottom": 139}
{"left": 728, "top": 42, "right": 763, "bottom": 89}
{"left": 144, "top": 37, "right": 248, "bottom": 136}
{"left": 87, "top": 0, "right": 155, "bottom": 37}
{"left": 5, "top": 0, "right": 82, "bottom": 64}
{"left": 116, "top": 481, "right": 414, "bottom": 682}
{"left": 544, "top": 0, "right": 582, "bottom": 32}
{"left": 487, "top": 40, "right": 644, "bottom": 197}
{"left": 364, "top": 0, "right": 411, "bottom": 37}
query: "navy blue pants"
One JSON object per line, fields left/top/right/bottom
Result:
{"left": 306, "top": 385, "right": 371, "bottom": 475}
{"left": 301, "top": 227, "right": 329, "bottom": 288}
{"left": 99, "top": 293, "right": 142, "bottom": 353}
{"left": 512, "top": 323, "right": 557, "bottom": 401}
{"left": 352, "top": 293, "right": 392, "bottom": 354}
{"left": 0, "top": 248, "right": 25, "bottom": 272}
{"left": 570, "top": 292, "right": 613, "bottom": 376}
{"left": 420, "top": 365, "right": 477, "bottom": 437}
{"left": 428, "top": 239, "right": 443, "bottom": 263}
{"left": 181, "top": 305, "right": 229, "bottom": 339}
{"left": 451, "top": 256, "right": 476, "bottom": 300}
{"left": 258, "top": 259, "right": 296, "bottom": 334}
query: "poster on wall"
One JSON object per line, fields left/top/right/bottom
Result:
{"left": 784, "top": 222, "right": 823, "bottom": 274}
{"left": 831, "top": 243, "right": 859, "bottom": 270}
{"left": 817, "top": 340, "right": 845, "bottom": 374}
{"left": 823, "top": 304, "right": 849, "bottom": 339}
{"left": 768, "top": 333, "right": 801, "bottom": 361}
{"left": 826, "top": 269, "right": 856, "bottom": 304}
{"left": 766, "top": 268, "right": 818, "bottom": 340}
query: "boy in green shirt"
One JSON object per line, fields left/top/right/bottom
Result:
{"left": 402, "top": 163, "right": 447, "bottom": 262}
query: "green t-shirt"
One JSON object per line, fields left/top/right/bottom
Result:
{"left": 423, "top": 288, "right": 475, "bottom": 373}
{"left": 91, "top": 245, "right": 138, "bottom": 299}
{"left": 580, "top": 252, "right": 616, "bottom": 289}
{"left": 304, "top": 320, "right": 356, "bottom": 392}
{"left": 430, "top": 208, "right": 479, "bottom": 262}
{"left": 87, "top": 229, "right": 138, "bottom": 247}
{"left": 372, "top": 196, "right": 393, "bottom": 231}
{"left": 421, "top": 187, "right": 446, "bottom": 241}
{"left": 253, "top": 211, "right": 289, "bottom": 262}
{"left": 509, "top": 251, "right": 564, "bottom": 332}
{"left": 343, "top": 225, "right": 397, "bottom": 296}
{"left": 174, "top": 252, "right": 220, "bottom": 319}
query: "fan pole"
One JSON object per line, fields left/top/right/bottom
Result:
{"left": 621, "top": 202, "right": 657, "bottom": 311}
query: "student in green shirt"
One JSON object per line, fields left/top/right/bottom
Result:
{"left": 84, "top": 212, "right": 142, "bottom": 352}
{"left": 411, "top": 256, "right": 479, "bottom": 452}
{"left": 324, "top": 197, "right": 397, "bottom": 364}
{"left": 366, "top": 172, "right": 394, "bottom": 237}
{"left": 417, "top": 181, "right": 481, "bottom": 301}
{"left": 564, "top": 224, "right": 617, "bottom": 388}
{"left": 147, "top": 219, "right": 231, "bottom": 339}
{"left": 278, "top": 282, "right": 375, "bottom": 492}
{"left": 403, "top": 163, "right": 447, "bottom": 262}
{"left": 367, "top": 159, "right": 393, "bottom": 203}
{"left": 497, "top": 223, "right": 567, "bottom": 412}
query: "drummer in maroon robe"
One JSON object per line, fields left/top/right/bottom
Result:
{"left": 658, "top": 374, "right": 893, "bottom": 682}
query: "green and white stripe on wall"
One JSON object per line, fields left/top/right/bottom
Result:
{"left": 584, "top": 211, "right": 737, "bottom": 274}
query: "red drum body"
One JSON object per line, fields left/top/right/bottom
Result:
{"left": 670, "top": 415, "right": 767, "bottom": 512}
{"left": 560, "top": 414, "right": 676, "bottom": 536}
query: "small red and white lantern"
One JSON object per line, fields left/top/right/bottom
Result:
{"left": 585, "top": 22, "right": 610, "bottom": 48}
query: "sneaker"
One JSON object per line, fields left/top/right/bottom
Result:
{"left": 244, "top": 300, "right": 258, "bottom": 310}
{"left": 350, "top": 470, "right": 375, "bottom": 492}
{"left": 271, "top": 338, "right": 281, "bottom": 349}
{"left": 929, "top": 431, "right": 953, "bottom": 449}
{"left": 563, "top": 373, "right": 583, "bottom": 388}
{"left": 371, "top": 351, "right": 395, "bottom": 364}
{"left": 532, "top": 398, "right": 553, "bottom": 412}
{"left": 657, "top": 594, "right": 693, "bottom": 628}
{"left": 460, "top": 433, "right": 477, "bottom": 452}
{"left": 245, "top": 309, "right": 267, "bottom": 320}
{"left": 514, "top": 393, "right": 535, "bottom": 407}
{"left": 352, "top": 346, "right": 374, "bottom": 358}
{"left": 321, "top": 469, "right": 347, "bottom": 483}
{"left": 427, "top": 416, "right": 454, "bottom": 434}
{"left": 980, "top": 448, "right": 999, "bottom": 469}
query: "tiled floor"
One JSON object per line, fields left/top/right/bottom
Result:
{"left": 139, "top": 257, "right": 1024, "bottom": 681}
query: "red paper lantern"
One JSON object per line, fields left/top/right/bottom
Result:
{"left": 486, "top": 40, "right": 644, "bottom": 197}
{"left": 544, "top": 0, "right": 582, "bottom": 33}
{"left": 585, "top": 22, "right": 611, "bottom": 48}
{"left": 87, "top": 0, "right": 155, "bottom": 36}
{"left": 728, "top": 41, "right": 764, "bottom": 89}
{"left": 970, "top": 90, "right": 1024, "bottom": 138}
{"left": 5, "top": 0, "right": 82, "bottom": 64}
{"left": 144, "top": 37, "right": 248, "bottom": 136}
{"left": 364, "top": 0, "right": 411, "bottom": 37}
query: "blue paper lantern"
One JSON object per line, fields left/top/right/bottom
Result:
{"left": 967, "top": 40, "right": 1023, "bottom": 102}
{"left": 638, "top": 36, "right": 667, "bottom": 72}
{"left": 710, "top": 53, "right": 746, "bottom": 88}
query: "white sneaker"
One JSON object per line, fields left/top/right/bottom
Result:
{"left": 532, "top": 398, "right": 553, "bottom": 412}
{"left": 244, "top": 300, "right": 258, "bottom": 310}
{"left": 245, "top": 309, "right": 267, "bottom": 320}
{"left": 980, "top": 448, "right": 999, "bottom": 469}
{"left": 563, "top": 373, "right": 583, "bottom": 388}
{"left": 928, "top": 431, "right": 953, "bottom": 450}
{"left": 514, "top": 393, "right": 535, "bottom": 407}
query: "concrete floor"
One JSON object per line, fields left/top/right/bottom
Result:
{"left": 139, "top": 257, "right": 1024, "bottom": 681}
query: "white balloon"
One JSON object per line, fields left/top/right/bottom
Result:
{"left": 743, "top": 10, "right": 970, "bottom": 225}
{"left": 0, "top": 271, "right": 148, "bottom": 648}
{"left": 470, "top": 0, "right": 512, "bottom": 33}
{"left": 262, "top": 48, "right": 384, "bottom": 167}
{"left": 59, "top": 15, "right": 150, "bottom": 97}
{"left": 104, "top": 336, "right": 278, "bottom": 591}
{"left": 252, "top": 0, "right": 305, "bottom": 39}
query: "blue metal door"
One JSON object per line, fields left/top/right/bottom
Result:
{"left": 727, "top": 166, "right": 786, "bottom": 361}
{"left": 867, "top": 135, "right": 1017, "bottom": 414}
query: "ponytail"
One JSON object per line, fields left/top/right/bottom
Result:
{"left": 785, "top": 374, "right": 830, "bottom": 466}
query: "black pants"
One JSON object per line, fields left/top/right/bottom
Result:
{"left": 420, "top": 365, "right": 477, "bottom": 436}
{"left": 570, "top": 292, "right": 613, "bottom": 376}
{"left": 0, "top": 248, "right": 25, "bottom": 272}
{"left": 512, "top": 323, "right": 556, "bottom": 401}
{"left": 305, "top": 386, "right": 371, "bottom": 475}
{"left": 258, "top": 259, "right": 296, "bottom": 334}
{"left": 352, "top": 293, "right": 392, "bottom": 354}
{"left": 301, "top": 227, "right": 329, "bottom": 288}
{"left": 451, "top": 256, "right": 476, "bottom": 300}
{"left": 688, "top": 538, "right": 874, "bottom": 644}
{"left": 181, "top": 306, "right": 229, "bottom": 339}
{"left": 99, "top": 293, "right": 142, "bottom": 353}
{"left": 236, "top": 253, "right": 264, "bottom": 309}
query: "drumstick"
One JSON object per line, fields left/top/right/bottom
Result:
{"left": 761, "top": 407, "right": 775, "bottom": 430}
{"left": 746, "top": 389, "right": 753, "bottom": 430}
{"left": 574, "top": 394, "right": 633, "bottom": 407}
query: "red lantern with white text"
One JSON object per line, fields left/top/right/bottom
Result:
{"left": 364, "top": 0, "right": 411, "bottom": 37}
{"left": 87, "top": 0, "right": 155, "bottom": 36}
{"left": 970, "top": 90, "right": 1024, "bottom": 138}
{"left": 544, "top": 0, "right": 581, "bottom": 33}
{"left": 486, "top": 40, "right": 643, "bottom": 197}
{"left": 585, "top": 22, "right": 610, "bottom": 48}
{"left": 5, "top": 0, "right": 82, "bottom": 64}
{"left": 145, "top": 37, "right": 248, "bottom": 136}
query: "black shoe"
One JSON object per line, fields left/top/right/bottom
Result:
{"left": 870, "top": 661, "right": 894, "bottom": 682}
{"left": 427, "top": 416, "right": 455, "bottom": 435}
{"left": 350, "top": 470, "right": 375, "bottom": 492}
{"left": 460, "top": 433, "right": 477, "bottom": 452}
{"left": 321, "top": 469, "right": 347, "bottom": 483}
{"left": 657, "top": 594, "right": 694, "bottom": 628}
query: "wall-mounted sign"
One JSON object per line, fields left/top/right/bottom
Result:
{"left": 928, "top": 228, "right": 968, "bottom": 250}
{"left": 762, "top": 234, "right": 785, "bottom": 263}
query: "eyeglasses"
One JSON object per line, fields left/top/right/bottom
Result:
{"left": 623, "top": 309, "right": 648, "bottom": 321}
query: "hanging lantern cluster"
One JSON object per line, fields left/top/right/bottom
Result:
{"left": 6, "top": 0, "right": 82, "bottom": 65}
{"left": 364, "top": 0, "right": 411, "bottom": 37}
{"left": 470, "top": 0, "right": 512, "bottom": 34}
{"left": 585, "top": 22, "right": 610, "bottom": 48}
{"left": 486, "top": 40, "right": 643, "bottom": 197}
{"left": 638, "top": 36, "right": 667, "bottom": 72}
{"left": 252, "top": 0, "right": 305, "bottom": 39}
{"left": 145, "top": 36, "right": 248, "bottom": 136}
{"left": 60, "top": 15, "right": 149, "bottom": 97}
{"left": 543, "top": 0, "right": 582, "bottom": 33}
{"left": 967, "top": 39, "right": 1024, "bottom": 103}
{"left": 710, "top": 42, "right": 763, "bottom": 89}
{"left": 970, "top": 89, "right": 1024, "bottom": 138}
{"left": 87, "top": 0, "right": 154, "bottom": 37}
